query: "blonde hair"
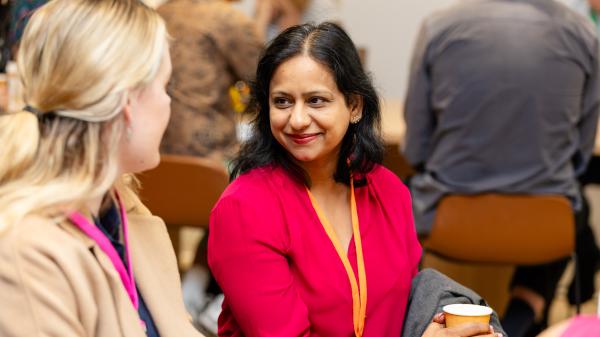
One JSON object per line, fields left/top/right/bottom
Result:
{"left": 0, "top": 0, "right": 168, "bottom": 232}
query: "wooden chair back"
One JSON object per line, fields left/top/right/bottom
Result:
{"left": 424, "top": 194, "right": 575, "bottom": 265}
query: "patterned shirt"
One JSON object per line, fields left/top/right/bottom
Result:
{"left": 158, "top": 0, "right": 262, "bottom": 160}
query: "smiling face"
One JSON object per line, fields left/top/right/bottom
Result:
{"left": 269, "top": 54, "right": 362, "bottom": 170}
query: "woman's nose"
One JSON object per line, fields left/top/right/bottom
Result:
{"left": 289, "top": 103, "right": 310, "bottom": 130}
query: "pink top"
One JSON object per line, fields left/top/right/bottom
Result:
{"left": 561, "top": 315, "right": 600, "bottom": 336}
{"left": 208, "top": 164, "right": 422, "bottom": 337}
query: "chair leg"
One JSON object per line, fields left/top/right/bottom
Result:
{"left": 572, "top": 252, "right": 581, "bottom": 314}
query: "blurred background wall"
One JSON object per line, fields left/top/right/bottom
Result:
{"left": 339, "top": 0, "right": 456, "bottom": 99}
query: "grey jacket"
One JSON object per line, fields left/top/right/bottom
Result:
{"left": 401, "top": 269, "right": 506, "bottom": 337}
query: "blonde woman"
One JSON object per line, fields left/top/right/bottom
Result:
{"left": 0, "top": 1, "right": 203, "bottom": 337}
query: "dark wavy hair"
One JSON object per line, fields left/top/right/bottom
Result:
{"left": 230, "top": 22, "right": 383, "bottom": 186}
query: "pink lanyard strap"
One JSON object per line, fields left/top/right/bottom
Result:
{"left": 68, "top": 193, "right": 139, "bottom": 310}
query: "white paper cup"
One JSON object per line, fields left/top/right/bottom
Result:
{"left": 442, "top": 304, "right": 493, "bottom": 328}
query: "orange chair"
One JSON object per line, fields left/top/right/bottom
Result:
{"left": 137, "top": 154, "right": 229, "bottom": 261}
{"left": 423, "top": 194, "right": 578, "bottom": 313}
{"left": 424, "top": 194, "right": 575, "bottom": 265}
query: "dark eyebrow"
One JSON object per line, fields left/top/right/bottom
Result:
{"left": 303, "top": 91, "right": 332, "bottom": 97}
{"left": 270, "top": 90, "right": 334, "bottom": 98}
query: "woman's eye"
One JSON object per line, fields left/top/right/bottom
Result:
{"left": 308, "top": 96, "right": 327, "bottom": 106}
{"left": 273, "top": 97, "right": 292, "bottom": 108}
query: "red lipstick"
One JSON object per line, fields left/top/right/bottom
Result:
{"left": 288, "top": 133, "right": 319, "bottom": 144}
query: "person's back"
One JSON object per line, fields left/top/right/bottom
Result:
{"left": 404, "top": 1, "right": 600, "bottom": 335}
{"left": 158, "top": 0, "right": 262, "bottom": 160}
{"left": 404, "top": 0, "right": 600, "bottom": 232}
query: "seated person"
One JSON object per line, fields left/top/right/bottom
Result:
{"left": 208, "top": 21, "right": 499, "bottom": 337}
{"left": 403, "top": 1, "right": 599, "bottom": 336}
{"left": 158, "top": 0, "right": 263, "bottom": 161}
{"left": 0, "top": 1, "right": 203, "bottom": 336}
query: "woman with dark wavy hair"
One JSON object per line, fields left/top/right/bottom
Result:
{"left": 208, "top": 22, "right": 497, "bottom": 337}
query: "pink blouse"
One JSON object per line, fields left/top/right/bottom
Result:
{"left": 208, "top": 164, "right": 422, "bottom": 337}
{"left": 561, "top": 315, "right": 600, "bottom": 336}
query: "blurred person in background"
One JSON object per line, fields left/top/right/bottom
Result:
{"left": 557, "top": 0, "right": 600, "bottom": 319}
{"left": 158, "top": 0, "right": 264, "bottom": 161}
{"left": 254, "top": 0, "right": 341, "bottom": 41}
{"left": 403, "top": 1, "right": 600, "bottom": 336}
{"left": 0, "top": 1, "right": 204, "bottom": 336}
{"left": 7, "top": 0, "right": 46, "bottom": 59}
{"left": 157, "top": 0, "right": 265, "bottom": 334}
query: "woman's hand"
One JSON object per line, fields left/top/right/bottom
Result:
{"left": 421, "top": 313, "right": 503, "bottom": 337}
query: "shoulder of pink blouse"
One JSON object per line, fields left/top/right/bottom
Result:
{"left": 212, "top": 165, "right": 303, "bottom": 226}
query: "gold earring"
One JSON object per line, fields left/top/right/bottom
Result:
{"left": 350, "top": 116, "right": 361, "bottom": 124}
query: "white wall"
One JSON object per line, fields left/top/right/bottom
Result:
{"left": 339, "top": 0, "right": 456, "bottom": 99}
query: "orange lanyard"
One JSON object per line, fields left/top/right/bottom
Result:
{"left": 306, "top": 178, "right": 367, "bottom": 337}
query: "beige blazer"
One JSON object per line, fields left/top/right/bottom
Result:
{"left": 0, "top": 193, "right": 204, "bottom": 337}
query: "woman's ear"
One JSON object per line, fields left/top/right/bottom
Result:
{"left": 349, "top": 94, "right": 363, "bottom": 123}
{"left": 121, "top": 93, "right": 136, "bottom": 141}
{"left": 122, "top": 92, "right": 135, "bottom": 125}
